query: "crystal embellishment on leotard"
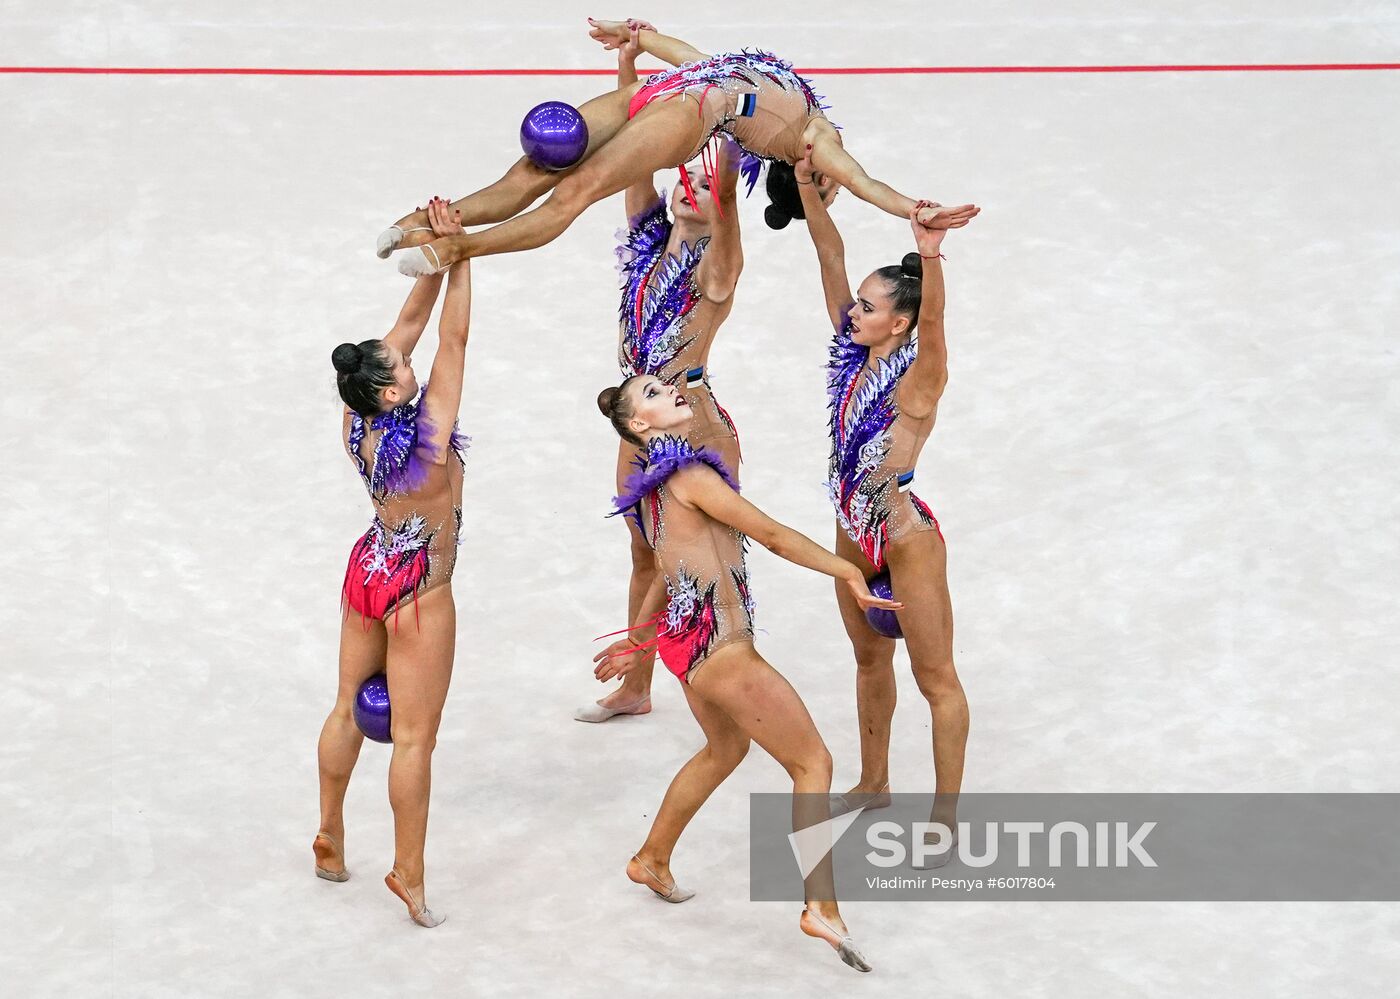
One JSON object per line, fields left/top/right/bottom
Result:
{"left": 346, "top": 383, "right": 470, "bottom": 500}
{"left": 631, "top": 49, "right": 831, "bottom": 164}
{"left": 601, "top": 435, "right": 754, "bottom": 680}
{"left": 732, "top": 563, "right": 756, "bottom": 622}
{"left": 616, "top": 200, "right": 708, "bottom": 379}
{"left": 358, "top": 514, "right": 432, "bottom": 583}
{"left": 660, "top": 566, "right": 723, "bottom": 675}
{"left": 614, "top": 193, "right": 668, "bottom": 278}
{"left": 855, "top": 429, "right": 892, "bottom": 478}
{"left": 826, "top": 318, "right": 919, "bottom": 568}
{"left": 665, "top": 567, "right": 701, "bottom": 629}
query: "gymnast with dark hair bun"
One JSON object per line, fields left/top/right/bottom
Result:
{"left": 794, "top": 149, "right": 971, "bottom": 857}
{"left": 377, "top": 18, "right": 977, "bottom": 274}
{"left": 592, "top": 374, "right": 903, "bottom": 972}
{"left": 314, "top": 199, "right": 472, "bottom": 928}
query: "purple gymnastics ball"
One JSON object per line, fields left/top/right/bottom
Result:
{"left": 865, "top": 571, "right": 903, "bottom": 639}
{"left": 353, "top": 673, "right": 393, "bottom": 744}
{"left": 520, "top": 101, "right": 589, "bottom": 171}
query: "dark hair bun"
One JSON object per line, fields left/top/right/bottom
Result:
{"left": 331, "top": 342, "right": 362, "bottom": 375}
{"left": 763, "top": 161, "right": 804, "bottom": 231}
{"left": 899, "top": 252, "right": 922, "bottom": 279}
{"left": 597, "top": 387, "right": 620, "bottom": 417}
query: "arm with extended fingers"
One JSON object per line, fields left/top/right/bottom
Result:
{"left": 901, "top": 207, "right": 951, "bottom": 418}
{"left": 589, "top": 18, "right": 708, "bottom": 65}
{"left": 382, "top": 271, "right": 446, "bottom": 358}
{"left": 672, "top": 467, "right": 904, "bottom": 612}
{"left": 418, "top": 200, "right": 472, "bottom": 459}
{"left": 805, "top": 122, "right": 980, "bottom": 229}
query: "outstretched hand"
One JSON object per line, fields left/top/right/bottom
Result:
{"left": 593, "top": 638, "right": 650, "bottom": 681}
{"left": 426, "top": 196, "right": 464, "bottom": 237}
{"left": 909, "top": 201, "right": 949, "bottom": 256}
{"left": 588, "top": 17, "right": 634, "bottom": 50}
{"left": 844, "top": 573, "right": 904, "bottom": 614}
{"left": 913, "top": 201, "right": 980, "bottom": 230}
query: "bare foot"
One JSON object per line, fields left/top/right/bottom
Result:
{"left": 627, "top": 854, "right": 695, "bottom": 903}
{"left": 397, "top": 235, "right": 469, "bottom": 277}
{"left": 378, "top": 189, "right": 476, "bottom": 259}
{"left": 801, "top": 906, "right": 872, "bottom": 972}
{"left": 376, "top": 219, "right": 426, "bottom": 259}
{"left": 312, "top": 831, "right": 349, "bottom": 882}
{"left": 385, "top": 868, "right": 445, "bottom": 928}
{"left": 911, "top": 829, "right": 958, "bottom": 870}
{"left": 574, "top": 691, "right": 651, "bottom": 723}
{"left": 606, "top": 683, "right": 653, "bottom": 710}
{"left": 833, "top": 780, "right": 891, "bottom": 815}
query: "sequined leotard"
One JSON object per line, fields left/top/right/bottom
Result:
{"left": 610, "top": 436, "right": 756, "bottom": 682}
{"left": 627, "top": 50, "right": 831, "bottom": 168}
{"left": 616, "top": 196, "right": 742, "bottom": 477}
{"left": 341, "top": 385, "right": 469, "bottom": 630}
{"left": 827, "top": 319, "right": 942, "bottom": 571}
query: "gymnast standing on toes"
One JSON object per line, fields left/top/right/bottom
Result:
{"left": 314, "top": 199, "right": 471, "bottom": 928}
{"left": 379, "top": 17, "right": 974, "bottom": 274}
{"left": 591, "top": 378, "right": 902, "bottom": 972}
{"left": 575, "top": 26, "right": 758, "bottom": 725}
{"left": 794, "top": 152, "right": 970, "bottom": 855}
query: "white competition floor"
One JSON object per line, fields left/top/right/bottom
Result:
{"left": 4, "top": 3, "right": 1399, "bottom": 995}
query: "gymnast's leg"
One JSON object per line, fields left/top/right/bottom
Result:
{"left": 377, "top": 83, "right": 642, "bottom": 257}
{"left": 397, "top": 100, "right": 701, "bottom": 272}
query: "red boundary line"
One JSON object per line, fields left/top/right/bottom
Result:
{"left": 1, "top": 63, "right": 1398, "bottom": 76}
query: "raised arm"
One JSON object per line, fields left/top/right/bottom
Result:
{"left": 672, "top": 468, "right": 903, "bottom": 614}
{"left": 805, "top": 121, "right": 980, "bottom": 230}
{"left": 588, "top": 18, "right": 709, "bottom": 65}
{"left": 617, "top": 24, "right": 663, "bottom": 220}
{"left": 698, "top": 138, "right": 744, "bottom": 302}
{"left": 794, "top": 152, "right": 853, "bottom": 329}
{"left": 418, "top": 200, "right": 472, "bottom": 459}
{"left": 899, "top": 208, "right": 951, "bottom": 419}
{"left": 382, "top": 268, "right": 446, "bottom": 357}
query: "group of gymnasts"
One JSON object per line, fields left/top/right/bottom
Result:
{"left": 313, "top": 19, "right": 976, "bottom": 973}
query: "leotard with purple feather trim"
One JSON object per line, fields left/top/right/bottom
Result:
{"left": 340, "top": 384, "right": 469, "bottom": 628}
{"left": 610, "top": 434, "right": 739, "bottom": 519}
{"left": 603, "top": 435, "right": 754, "bottom": 682}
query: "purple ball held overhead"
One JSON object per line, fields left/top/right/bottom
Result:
{"left": 520, "top": 101, "right": 589, "bottom": 171}
{"left": 353, "top": 673, "right": 393, "bottom": 744}
{"left": 865, "top": 571, "right": 903, "bottom": 639}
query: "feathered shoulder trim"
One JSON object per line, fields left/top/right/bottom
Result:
{"left": 347, "top": 383, "right": 470, "bottom": 499}
{"left": 608, "top": 434, "right": 739, "bottom": 516}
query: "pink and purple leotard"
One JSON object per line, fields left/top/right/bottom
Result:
{"left": 609, "top": 435, "right": 754, "bottom": 682}
{"left": 826, "top": 319, "right": 942, "bottom": 571}
{"left": 341, "top": 385, "right": 469, "bottom": 631}
{"left": 627, "top": 49, "right": 831, "bottom": 212}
